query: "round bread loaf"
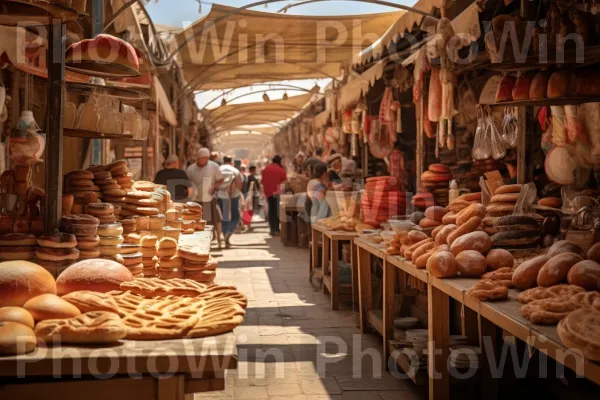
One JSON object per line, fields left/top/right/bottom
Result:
{"left": 548, "top": 240, "right": 586, "bottom": 259}
{"left": 36, "top": 247, "right": 80, "bottom": 261}
{"left": 427, "top": 251, "right": 457, "bottom": 278}
{"left": 23, "top": 294, "right": 81, "bottom": 321}
{"left": 512, "top": 254, "right": 551, "bottom": 290}
{"left": 455, "top": 250, "right": 487, "bottom": 277}
{"left": 0, "top": 321, "right": 37, "bottom": 355}
{"left": 537, "top": 252, "right": 583, "bottom": 287}
{"left": 0, "top": 307, "right": 35, "bottom": 329}
{"left": 0, "top": 261, "right": 57, "bottom": 307}
{"left": 450, "top": 231, "right": 492, "bottom": 256}
{"left": 485, "top": 249, "right": 514, "bottom": 270}
{"left": 588, "top": 243, "right": 600, "bottom": 264}
{"left": 567, "top": 260, "right": 600, "bottom": 291}
{"left": 538, "top": 197, "right": 561, "bottom": 208}
{"left": 425, "top": 206, "right": 447, "bottom": 222}
{"left": 56, "top": 259, "right": 133, "bottom": 295}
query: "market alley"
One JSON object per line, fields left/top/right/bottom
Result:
{"left": 201, "top": 220, "right": 425, "bottom": 400}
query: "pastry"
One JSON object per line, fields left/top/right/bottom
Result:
{"left": 467, "top": 280, "right": 508, "bottom": 301}
{"left": 517, "top": 287, "right": 554, "bottom": 304}
{"left": 521, "top": 298, "right": 580, "bottom": 325}
{"left": 571, "top": 291, "right": 600, "bottom": 308}
{"left": 481, "top": 267, "right": 514, "bottom": 288}
{"left": 35, "top": 311, "right": 127, "bottom": 344}
{"left": 557, "top": 308, "right": 600, "bottom": 361}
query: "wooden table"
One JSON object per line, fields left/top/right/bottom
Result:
{"left": 280, "top": 194, "right": 308, "bottom": 248}
{"left": 310, "top": 223, "right": 358, "bottom": 310}
{"left": 386, "top": 256, "right": 600, "bottom": 399}
{"left": 353, "top": 238, "right": 387, "bottom": 335}
{"left": 0, "top": 333, "right": 238, "bottom": 400}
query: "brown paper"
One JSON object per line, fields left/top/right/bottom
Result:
{"left": 484, "top": 170, "right": 503, "bottom": 196}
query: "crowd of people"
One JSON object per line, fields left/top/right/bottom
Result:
{"left": 153, "top": 147, "right": 355, "bottom": 249}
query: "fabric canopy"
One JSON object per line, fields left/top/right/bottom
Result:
{"left": 176, "top": 4, "right": 403, "bottom": 89}
{"left": 204, "top": 93, "right": 313, "bottom": 131}
{"left": 183, "top": 62, "right": 341, "bottom": 90}
{"left": 153, "top": 76, "right": 178, "bottom": 126}
{"left": 338, "top": 60, "right": 385, "bottom": 110}
{"left": 357, "top": 0, "right": 442, "bottom": 65}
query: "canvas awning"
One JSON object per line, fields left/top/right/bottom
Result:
{"left": 204, "top": 93, "right": 313, "bottom": 131}
{"left": 338, "top": 60, "right": 385, "bottom": 110}
{"left": 176, "top": 4, "right": 403, "bottom": 90}
{"left": 153, "top": 76, "right": 178, "bottom": 126}
{"left": 357, "top": 0, "right": 442, "bottom": 65}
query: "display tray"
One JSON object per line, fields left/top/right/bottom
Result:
{"left": 480, "top": 96, "right": 600, "bottom": 107}
{"left": 0, "top": 0, "right": 82, "bottom": 24}
{"left": 66, "top": 61, "right": 141, "bottom": 79}
{"left": 67, "top": 82, "right": 151, "bottom": 101}
{"left": 64, "top": 128, "right": 136, "bottom": 140}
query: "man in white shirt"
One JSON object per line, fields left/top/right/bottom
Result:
{"left": 187, "top": 148, "right": 225, "bottom": 248}
{"left": 217, "top": 156, "right": 242, "bottom": 248}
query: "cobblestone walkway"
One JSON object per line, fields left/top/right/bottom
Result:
{"left": 198, "top": 220, "right": 425, "bottom": 400}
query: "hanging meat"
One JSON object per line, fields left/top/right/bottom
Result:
{"left": 389, "top": 148, "right": 406, "bottom": 191}
{"left": 379, "top": 87, "right": 397, "bottom": 145}
{"left": 428, "top": 68, "right": 442, "bottom": 123}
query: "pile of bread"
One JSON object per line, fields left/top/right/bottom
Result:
{"left": 316, "top": 215, "right": 361, "bottom": 232}
{"left": 0, "top": 259, "right": 246, "bottom": 356}
{"left": 412, "top": 164, "right": 451, "bottom": 209}
{"left": 0, "top": 166, "right": 45, "bottom": 234}
{"left": 361, "top": 176, "right": 406, "bottom": 227}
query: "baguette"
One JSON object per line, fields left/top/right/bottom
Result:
{"left": 415, "top": 246, "right": 439, "bottom": 268}
{"left": 495, "top": 184, "right": 522, "bottom": 194}
{"left": 446, "top": 216, "right": 482, "bottom": 245}
{"left": 404, "top": 238, "right": 433, "bottom": 260}
{"left": 431, "top": 224, "right": 445, "bottom": 240}
{"left": 456, "top": 203, "right": 487, "bottom": 226}
{"left": 411, "top": 241, "right": 437, "bottom": 264}
{"left": 442, "top": 212, "right": 457, "bottom": 225}
{"left": 435, "top": 224, "right": 457, "bottom": 246}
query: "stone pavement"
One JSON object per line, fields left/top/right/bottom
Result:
{"left": 197, "top": 220, "right": 426, "bottom": 400}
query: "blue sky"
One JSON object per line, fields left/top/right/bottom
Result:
{"left": 146, "top": 0, "right": 407, "bottom": 28}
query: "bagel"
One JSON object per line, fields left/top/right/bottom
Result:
{"left": 96, "top": 215, "right": 117, "bottom": 224}
{"left": 107, "top": 160, "right": 128, "bottom": 173}
{"left": 93, "top": 171, "right": 112, "bottom": 180}
{"left": 102, "top": 196, "right": 126, "bottom": 203}
{"left": 182, "top": 257, "right": 218, "bottom": 271}
{"left": 121, "top": 252, "right": 143, "bottom": 266}
{"left": 37, "top": 232, "right": 77, "bottom": 249}
{"left": 119, "top": 244, "right": 141, "bottom": 255}
{"left": 495, "top": 184, "right": 522, "bottom": 194}
{"left": 126, "top": 263, "right": 144, "bottom": 275}
{"left": 126, "top": 191, "right": 153, "bottom": 200}
{"left": 156, "top": 247, "right": 177, "bottom": 258}
{"left": 75, "top": 235, "right": 100, "bottom": 249}
{"left": 78, "top": 248, "right": 101, "bottom": 259}
{"left": 142, "top": 256, "right": 158, "bottom": 267}
{"left": 98, "top": 236, "right": 124, "bottom": 246}
{"left": 0, "top": 233, "right": 38, "bottom": 246}
{"left": 114, "top": 173, "right": 133, "bottom": 184}
{"left": 141, "top": 247, "right": 157, "bottom": 258}
{"left": 97, "top": 223, "right": 123, "bottom": 237}
{"left": 35, "top": 247, "right": 80, "bottom": 261}
{"left": 184, "top": 270, "right": 216, "bottom": 282}
{"left": 60, "top": 214, "right": 99, "bottom": 226}
{"left": 97, "top": 246, "right": 122, "bottom": 256}
{"left": 0, "top": 246, "right": 35, "bottom": 260}
{"left": 110, "top": 166, "right": 129, "bottom": 177}
{"left": 94, "top": 178, "right": 116, "bottom": 186}
{"left": 132, "top": 181, "right": 155, "bottom": 192}
{"left": 86, "top": 164, "right": 107, "bottom": 173}
{"left": 66, "top": 169, "right": 94, "bottom": 180}
{"left": 99, "top": 183, "right": 121, "bottom": 190}
{"left": 85, "top": 203, "right": 114, "bottom": 217}
{"left": 158, "top": 255, "right": 182, "bottom": 268}
{"left": 490, "top": 193, "right": 520, "bottom": 204}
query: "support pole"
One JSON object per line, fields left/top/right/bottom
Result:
{"left": 45, "top": 20, "right": 65, "bottom": 231}
{"left": 141, "top": 100, "right": 149, "bottom": 180}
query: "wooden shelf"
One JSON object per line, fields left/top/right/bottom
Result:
{"left": 66, "top": 61, "right": 141, "bottom": 79}
{"left": 63, "top": 128, "right": 141, "bottom": 141}
{"left": 485, "top": 46, "right": 600, "bottom": 72}
{"left": 0, "top": 0, "right": 82, "bottom": 24}
{"left": 67, "top": 82, "right": 151, "bottom": 101}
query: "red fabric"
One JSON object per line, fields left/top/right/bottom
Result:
{"left": 242, "top": 210, "right": 253, "bottom": 225}
{"left": 261, "top": 163, "right": 287, "bottom": 198}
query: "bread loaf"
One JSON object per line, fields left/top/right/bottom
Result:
{"left": 537, "top": 252, "right": 583, "bottom": 287}
{"left": 446, "top": 216, "right": 482, "bottom": 245}
{"left": 512, "top": 72, "right": 535, "bottom": 100}
{"left": 431, "top": 224, "right": 445, "bottom": 240}
{"left": 495, "top": 75, "right": 516, "bottom": 102}
{"left": 23, "top": 294, "right": 81, "bottom": 321}
{"left": 0, "top": 321, "right": 37, "bottom": 355}
{"left": 56, "top": 259, "right": 133, "bottom": 295}
{"left": 490, "top": 230, "right": 540, "bottom": 247}
{"left": 0, "top": 261, "right": 57, "bottom": 307}
{"left": 495, "top": 184, "right": 522, "bottom": 194}
{"left": 572, "top": 68, "right": 600, "bottom": 96}
{"left": 567, "top": 260, "right": 600, "bottom": 291}
{"left": 404, "top": 238, "right": 432, "bottom": 260}
{"left": 442, "top": 212, "right": 457, "bottom": 225}
{"left": 512, "top": 254, "right": 551, "bottom": 290}
{"left": 485, "top": 249, "right": 514, "bottom": 270}
{"left": 529, "top": 70, "right": 551, "bottom": 99}
{"left": 419, "top": 218, "right": 442, "bottom": 229}
{"left": 587, "top": 243, "right": 600, "bottom": 264}
{"left": 538, "top": 197, "right": 561, "bottom": 208}
{"left": 435, "top": 224, "right": 457, "bottom": 246}
{"left": 427, "top": 250, "right": 457, "bottom": 278}
{"left": 548, "top": 240, "right": 586, "bottom": 259}
{"left": 456, "top": 204, "right": 486, "bottom": 226}
{"left": 455, "top": 250, "right": 487, "bottom": 277}
{"left": 425, "top": 206, "right": 447, "bottom": 222}
{"left": 547, "top": 70, "right": 573, "bottom": 98}
{"left": 490, "top": 193, "right": 520, "bottom": 204}
{"left": 450, "top": 231, "right": 492, "bottom": 255}
{"left": 0, "top": 307, "right": 34, "bottom": 329}
{"left": 415, "top": 247, "right": 439, "bottom": 269}
{"left": 408, "top": 230, "right": 428, "bottom": 243}
{"left": 411, "top": 241, "right": 437, "bottom": 264}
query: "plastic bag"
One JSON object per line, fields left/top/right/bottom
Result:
{"left": 501, "top": 106, "right": 519, "bottom": 148}
{"left": 472, "top": 105, "right": 491, "bottom": 160}
{"left": 486, "top": 106, "right": 507, "bottom": 160}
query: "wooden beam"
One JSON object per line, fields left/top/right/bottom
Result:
{"left": 428, "top": 283, "right": 449, "bottom": 400}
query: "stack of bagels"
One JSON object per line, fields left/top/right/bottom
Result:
{"left": 156, "top": 237, "right": 182, "bottom": 279}
{"left": 415, "top": 164, "right": 451, "bottom": 208}
{"left": 140, "top": 235, "right": 158, "bottom": 277}
{"left": 361, "top": 176, "right": 406, "bottom": 227}
{"left": 0, "top": 233, "right": 37, "bottom": 262}
{"left": 178, "top": 242, "right": 215, "bottom": 283}
{"left": 64, "top": 169, "right": 102, "bottom": 214}
{"left": 0, "top": 166, "right": 45, "bottom": 234}
{"left": 35, "top": 231, "right": 79, "bottom": 276}
{"left": 181, "top": 202, "right": 203, "bottom": 234}
{"left": 164, "top": 209, "right": 182, "bottom": 240}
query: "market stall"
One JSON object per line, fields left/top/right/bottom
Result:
{"left": 0, "top": 2, "right": 245, "bottom": 398}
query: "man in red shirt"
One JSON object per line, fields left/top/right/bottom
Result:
{"left": 261, "top": 155, "right": 287, "bottom": 236}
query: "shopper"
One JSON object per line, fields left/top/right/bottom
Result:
{"left": 154, "top": 154, "right": 193, "bottom": 202}
{"left": 186, "top": 148, "right": 225, "bottom": 248}
{"left": 240, "top": 164, "right": 249, "bottom": 197}
{"left": 216, "top": 156, "right": 242, "bottom": 248}
{"left": 305, "top": 162, "right": 330, "bottom": 223}
{"left": 327, "top": 153, "right": 343, "bottom": 183}
{"left": 261, "top": 155, "right": 287, "bottom": 236}
{"left": 294, "top": 151, "right": 306, "bottom": 174}
{"left": 303, "top": 147, "right": 323, "bottom": 176}
{"left": 242, "top": 165, "right": 261, "bottom": 231}
{"left": 210, "top": 151, "right": 221, "bottom": 165}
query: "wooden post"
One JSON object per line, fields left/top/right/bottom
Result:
{"left": 330, "top": 239, "right": 339, "bottom": 310}
{"left": 382, "top": 258, "right": 395, "bottom": 369}
{"left": 310, "top": 226, "right": 319, "bottom": 279}
{"left": 322, "top": 235, "right": 330, "bottom": 292}
{"left": 351, "top": 240, "right": 359, "bottom": 313}
{"left": 44, "top": 19, "right": 65, "bottom": 231}
{"left": 516, "top": 106, "right": 526, "bottom": 184}
{"left": 141, "top": 100, "right": 149, "bottom": 180}
{"left": 480, "top": 317, "right": 500, "bottom": 400}
{"left": 428, "top": 283, "right": 449, "bottom": 400}
{"left": 358, "top": 247, "right": 372, "bottom": 333}
{"left": 416, "top": 94, "right": 424, "bottom": 191}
